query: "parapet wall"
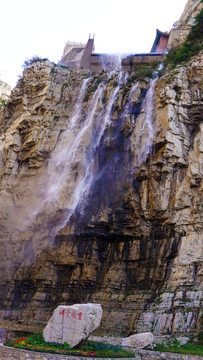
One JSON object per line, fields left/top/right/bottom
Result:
{"left": 90, "top": 53, "right": 165, "bottom": 72}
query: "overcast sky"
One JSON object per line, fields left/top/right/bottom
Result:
{"left": 1, "top": 0, "right": 187, "bottom": 87}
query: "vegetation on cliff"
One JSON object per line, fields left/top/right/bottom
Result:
{"left": 0, "top": 98, "right": 6, "bottom": 109}
{"left": 164, "top": 8, "right": 203, "bottom": 68}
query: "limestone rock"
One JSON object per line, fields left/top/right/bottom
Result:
{"left": 43, "top": 303, "right": 103, "bottom": 347}
{"left": 122, "top": 332, "right": 154, "bottom": 349}
{"left": 177, "top": 336, "right": 190, "bottom": 345}
{"left": 0, "top": 79, "right": 12, "bottom": 101}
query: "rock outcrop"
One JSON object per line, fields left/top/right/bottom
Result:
{"left": 122, "top": 332, "right": 154, "bottom": 349}
{"left": 0, "top": 79, "right": 12, "bottom": 102}
{"left": 168, "top": 0, "right": 202, "bottom": 47}
{"left": 43, "top": 303, "right": 102, "bottom": 347}
{"left": 0, "top": 52, "right": 202, "bottom": 336}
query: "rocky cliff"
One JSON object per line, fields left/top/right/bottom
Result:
{"left": 0, "top": 1, "right": 202, "bottom": 336}
{"left": 0, "top": 52, "right": 202, "bottom": 335}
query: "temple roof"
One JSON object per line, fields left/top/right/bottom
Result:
{"left": 150, "top": 29, "right": 169, "bottom": 53}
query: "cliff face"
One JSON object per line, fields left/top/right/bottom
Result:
{"left": 168, "top": 0, "right": 203, "bottom": 47}
{"left": 0, "top": 52, "right": 202, "bottom": 335}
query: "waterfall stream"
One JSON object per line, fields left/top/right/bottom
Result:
{"left": 136, "top": 77, "right": 157, "bottom": 166}
{"left": 25, "top": 70, "right": 129, "bottom": 242}
{"left": 13, "top": 65, "right": 158, "bottom": 257}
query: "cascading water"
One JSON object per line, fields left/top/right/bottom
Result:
{"left": 100, "top": 54, "right": 124, "bottom": 71}
{"left": 136, "top": 77, "right": 157, "bottom": 166}
{"left": 133, "top": 65, "right": 162, "bottom": 167}
{"left": 28, "top": 64, "right": 158, "bottom": 243}
{"left": 25, "top": 69, "right": 129, "bottom": 248}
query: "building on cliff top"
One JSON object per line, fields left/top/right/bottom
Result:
{"left": 59, "top": 34, "right": 167, "bottom": 72}
{"left": 59, "top": 29, "right": 169, "bottom": 72}
{"left": 59, "top": 0, "right": 202, "bottom": 71}
{"left": 59, "top": 35, "right": 94, "bottom": 70}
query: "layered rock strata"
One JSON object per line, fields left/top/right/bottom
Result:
{"left": 0, "top": 53, "right": 202, "bottom": 335}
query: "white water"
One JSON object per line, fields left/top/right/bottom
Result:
{"left": 56, "top": 71, "right": 128, "bottom": 231}
{"left": 122, "top": 81, "right": 139, "bottom": 119}
{"left": 135, "top": 72, "right": 159, "bottom": 167}
{"left": 100, "top": 54, "right": 124, "bottom": 71}
{"left": 136, "top": 65, "right": 163, "bottom": 166}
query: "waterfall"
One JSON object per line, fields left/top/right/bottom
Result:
{"left": 31, "top": 68, "right": 157, "bottom": 239}
{"left": 53, "top": 71, "right": 127, "bottom": 232}
{"left": 100, "top": 54, "right": 123, "bottom": 71}
{"left": 134, "top": 67, "right": 161, "bottom": 167}
{"left": 136, "top": 65, "right": 163, "bottom": 166}
{"left": 24, "top": 69, "right": 129, "bottom": 242}
{"left": 11, "top": 64, "right": 158, "bottom": 255}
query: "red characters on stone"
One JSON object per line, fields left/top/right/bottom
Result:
{"left": 59, "top": 309, "right": 65, "bottom": 316}
{"left": 78, "top": 312, "right": 83, "bottom": 320}
{"left": 59, "top": 309, "right": 83, "bottom": 320}
{"left": 71, "top": 311, "right": 77, "bottom": 319}
{"left": 66, "top": 309, "right": 71, "bottom": 318}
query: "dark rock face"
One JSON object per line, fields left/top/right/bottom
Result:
{"left": 0, "top": 55, "right": 202, "bottom": 335}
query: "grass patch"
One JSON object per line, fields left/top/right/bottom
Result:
{"left": 153, "top": 343, "right": 203, "bottom": 356}
{"left": 5, "top": 332, "right": 135, "bottom": 358}
{"left": 152, "top": 335, "right": 203, "bottom": 357}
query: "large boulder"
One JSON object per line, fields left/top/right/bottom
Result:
{"left": 43, "top": 303, "right": 103, "bottom": 347}
{"left": 122, "top": 332, "right": 154, "bottom": 349}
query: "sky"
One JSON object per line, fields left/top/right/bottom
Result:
{"left": 0, "top": 0, "right": 187, "bottom": 87}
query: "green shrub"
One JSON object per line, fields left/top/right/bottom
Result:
{"left": 132, "top": 64, "right": 154, "bottom": 81}
{"left": 22, "top": 56, "right": 48, "bottom": 70}
{"left": 153, "top": 342, "right": 203, "bottom": 356}
{"left": 0, "top": 98, "right": 6, "bottom": 108}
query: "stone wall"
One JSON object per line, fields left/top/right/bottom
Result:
{"left": 0, "top": 346, "right": 202, "bottom": 360}
{"left": 90, "top": 53, "right": 164, "bottom": 72}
